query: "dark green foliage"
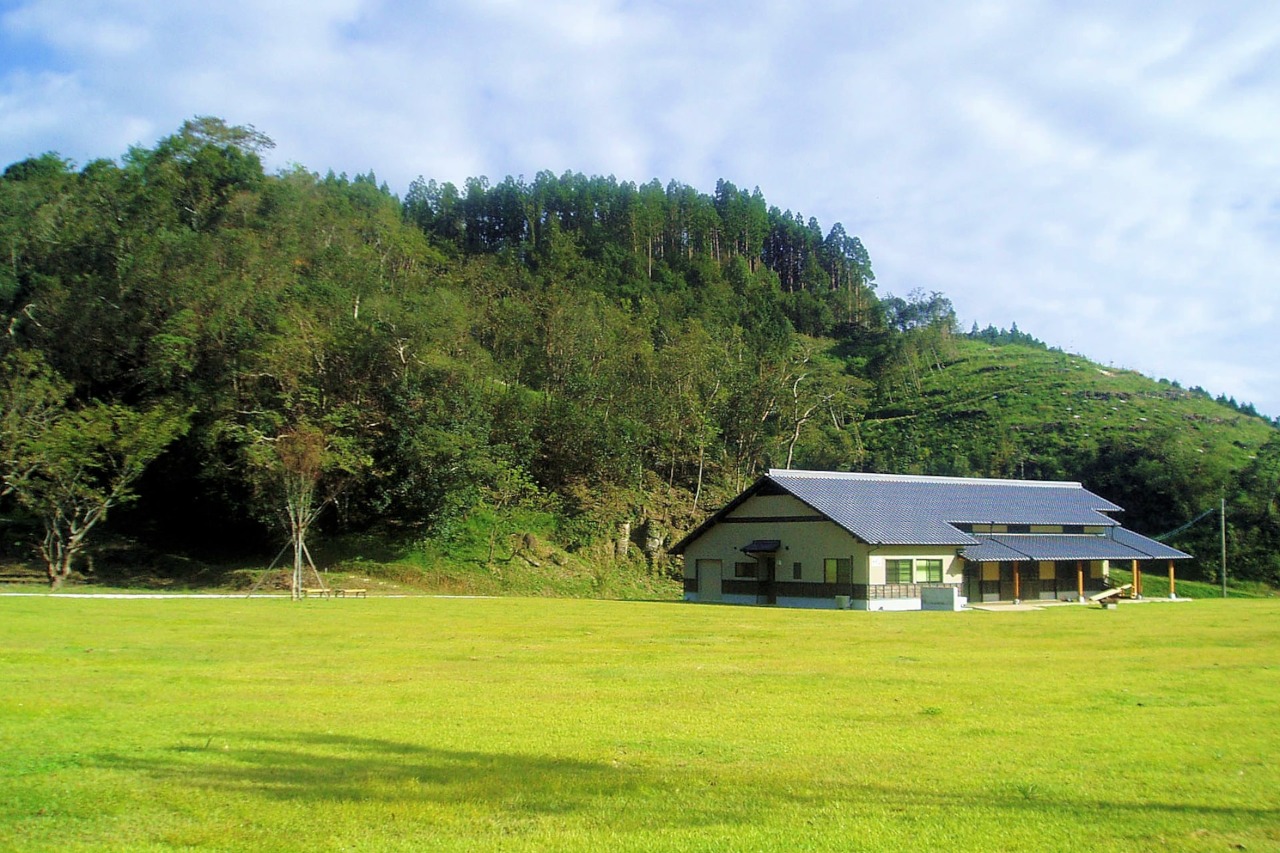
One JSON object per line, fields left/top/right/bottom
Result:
{"left": 965, "top": 321, "right": 1051, "bottom": 350}
{"left": 1, "top": 119, "right": 1275, "bottom": 589}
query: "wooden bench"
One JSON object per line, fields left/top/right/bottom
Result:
{"left": 1089, "top": 584, "right": 1131, "bottom": 608}
{"left": 335, "top": 588, "right": 367, "bottom": 598}
{"left": 302, "top": 587, "right": 332, "bottom": 598}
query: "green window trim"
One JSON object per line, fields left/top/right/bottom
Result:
{"left": 823, "top": 558, "right": 851, "bottom": 584}
{"left": 917, "top": 559, "right": 943, "bottom": 583}
{"left": 885, "top": 559, "right": 912, "bottom": 584}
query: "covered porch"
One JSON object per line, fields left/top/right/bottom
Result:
{"left": 961, "top": 531, "right": 1192, "bottom": 604}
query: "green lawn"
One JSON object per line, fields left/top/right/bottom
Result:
{"left": 2, "top": 596, "right": 1278, "bottom": 851}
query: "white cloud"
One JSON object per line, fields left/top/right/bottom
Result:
{"left": 2, "top": 0, "right": 1279, "bottom": 415}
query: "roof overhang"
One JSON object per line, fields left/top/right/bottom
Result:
{"left": 963, "top": 532, "right": 1192, "bottom": 563}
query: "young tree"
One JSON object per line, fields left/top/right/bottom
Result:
{"left": 0, "top": 351, "right": 188, "bottom": 587}
{"left": 240, "top": 416, "right": 370, "bottom": 599}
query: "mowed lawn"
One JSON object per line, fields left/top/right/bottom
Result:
{"left": 2, "top": 596, "right": 1278, "bottom": 852}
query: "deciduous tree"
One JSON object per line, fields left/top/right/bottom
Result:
{"left": 0, "top": 351, "right": 187, "bottom": 587}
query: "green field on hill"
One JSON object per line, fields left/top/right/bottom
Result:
{"left": 2, "top": 596, "right": 1278, "bottom": 851}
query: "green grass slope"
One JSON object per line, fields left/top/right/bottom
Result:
{"left": 860, "top": 340, "right": 1277, "bottom": 554}
{"left": 864, "top": 339, "right": 1274, "bottom": 478}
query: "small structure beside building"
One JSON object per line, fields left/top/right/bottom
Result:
{"left": 671, "top": 470, "right": 1191, "bottom": 610}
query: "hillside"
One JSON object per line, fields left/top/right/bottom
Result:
{"left": 0, "top": 118, "right": 1275, "bottom": 591}
{"left": 854, "top": 337, "right": 1278, "bottom": 580}
{"left": 863, "top": 338, "right": 1271, "bottom": 494}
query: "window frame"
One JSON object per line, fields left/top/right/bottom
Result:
{"left": 885, "top": 559, "right": 913, "bottom": 584}
{"left": 917, "top": 558, "right": 943, "bottom": 583}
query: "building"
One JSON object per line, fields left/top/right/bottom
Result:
{"left": 671, "top": 469, "right": 1191, "bottom": 610}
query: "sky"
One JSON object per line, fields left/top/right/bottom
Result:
{"left": 2, "top": 0, "right": 1279, "bottom": 417}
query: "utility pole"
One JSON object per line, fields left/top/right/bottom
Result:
{"left": 1220, "top": 495, "right": 1227, "bottom": 599}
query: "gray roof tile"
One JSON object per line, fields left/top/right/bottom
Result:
{"left": 962, "top": 533, "right": 1190, "bottom": 562}
{"left": 769, "top": 470, "right": 1121, "bottom": 545}
{"left": 671, "top": 469, "right": 1192, "bottom": 561}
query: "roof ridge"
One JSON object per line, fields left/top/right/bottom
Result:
{"left": 768, "top": 469, "right": 1083, "bottom": 489}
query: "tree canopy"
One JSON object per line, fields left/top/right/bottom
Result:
{"left": 1, "top": 119, "right": 1276, "bottom": 587}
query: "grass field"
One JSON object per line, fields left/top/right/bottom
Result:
{"left": 2, "top": 595, "right": 1278, "bottom": 851}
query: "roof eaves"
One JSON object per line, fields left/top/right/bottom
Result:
{"left": 670, "top": 473, "right": 854, "bottom": 554}
{"left": 769, "top": 468, "right": 1086, "bottom": 490}
{"left": 668, "top": 475, "right": 771, "bottom": 555}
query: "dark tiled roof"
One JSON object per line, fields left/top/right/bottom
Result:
{"left": 1109, "top": 527, "right": 1194, "bottom": 560}
{"left": 960, "top": 536, "right": 1030, "bottom": 562}
{"left": 670, "top": 469, "right": 1192, "bottom": 561}
{"left": 962, "top": 532, "right": 1190, "bottom": 562}
{"left": 768, "top": 470, "right": 1121, "bottom": 545}
{"left": 741, "top": 539, "right": 781, "bottom": 553}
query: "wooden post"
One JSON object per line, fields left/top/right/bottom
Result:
{"left": 1168, "top": 559, "right": 1176, "bottom": 599}
{"left": 1013, "top": 562, "right": 1021, "bottom": 603}
{"left": 1076, "top": 560, "right": 1085, "bottom": 603}
{"left": 1132, "top": 559, "right": 1141, "bottom": 599}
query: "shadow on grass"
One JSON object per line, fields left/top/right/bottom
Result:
{"left": 87, "top": 731, "right": 1280, "bottom": 833}
{"left": 95, "top": 732, "right": 648, "bottom": 814}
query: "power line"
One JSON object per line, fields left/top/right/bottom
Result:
{"left": 1153, "top": 506, "right": 1218, "bottom": 542}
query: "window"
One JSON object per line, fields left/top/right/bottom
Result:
{"left": 823, "top": 558, "right": 851, "bottom": 583}
{"left": 917, "top": 559, "right": 943, "bottom": 583}
{"left": 1006, "top": 524, "right": 1031, "bottom": 534}
{"left": 792, "top": 561, "right": 802, "bottom": 580}
{"left": 885, "top": 559, "right": 912, "bottom": 584}
{"left": 734, "top": 561, "right": 757, "bottom": 578}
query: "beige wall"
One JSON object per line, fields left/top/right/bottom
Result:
{"left": 682, "top": 493, "right": 966, "bottom": 588}
{"left": 867, "top": 546, "right": 963, "bottom": 585}
{"left": 723, "top": 493, "right": 814, "bottom": 519}
{"left": 682, "top": 492, "right": 869, "bottom": 584}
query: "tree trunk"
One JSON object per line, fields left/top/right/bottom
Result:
{"left": 285, "top": 483, "right": 314, "bottom": 600}
{"left": 694, "top": 442, "right": 706, "bottom": 510}
{"left": 46, "top": 547, "right": 71, "bottom": 590}
{"left": 42, "top": 512, "right": 92, "bottom": 590}
{"left": 785, "top": 420, "right": 803, "bottom": 470}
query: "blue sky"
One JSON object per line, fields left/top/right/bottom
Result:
{"left": 2, "top": 0, "right": 1279, "bottom": 416}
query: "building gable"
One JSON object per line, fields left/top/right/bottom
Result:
{"left": 673, "top": 469, "right": 1189, "bottom": 562}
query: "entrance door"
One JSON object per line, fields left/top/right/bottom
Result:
{"left": 963, "top": 563, "right": 981, "bottom": 603}
{"left": 759, "top": 556, "right": 777, "bottom": 604}
{"left": 697, "top": 559, "right": 722, "bottom": 602}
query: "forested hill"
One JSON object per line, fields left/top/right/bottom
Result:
{"left": 1, "top": 118, "right": 1277, "bottom": 589}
